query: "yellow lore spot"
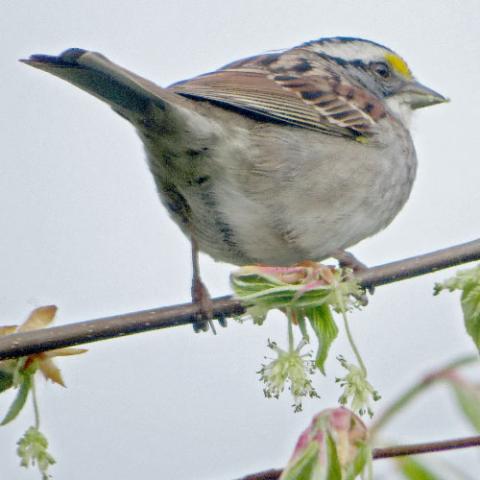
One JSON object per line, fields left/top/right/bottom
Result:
{"left": 355, "top": 135, "right": 369, "bottom": 144}
{"left": 385, "top": 53, "right": 412, "bottom": 79}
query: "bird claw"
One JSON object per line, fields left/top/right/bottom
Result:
{"left": 191, "top": 277, "right": 214, "bottom": 333}
{"left": 332, "top": 250, "right": 368, "bottom": 272}
{"left": 332, "top": 250, "right": 374, "bottom": 298}
{"left": 191, "top": 276, "right": 227, "bottom": 333}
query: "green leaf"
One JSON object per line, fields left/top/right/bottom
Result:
{"left": 435, "top": 265, "right": 480, "bottom": 350}
{"left": 397, "top": 456, "right": 443, "bottom": 480}
{"left": 344, "top": 442, "right": 371, "bottom": 480}
{"left": 280, "top": 441, "right": 319, "bottom": 480}
{"left": 297, "top": 315, "right": 310, "bottom": 342}
{"left": 450, "top": 381, "right": 480, "bottom": 432}
{"left": 461, "top": 282, "right": 480, "bottom": 350}
{"left": 305, "top": 305, "right": 338, "bottom": 375}
{"left": 1, "top": 374, "right": 31, "bottom": 426}
{"left": 325, "top": 431, "right": 342, "bottom": 480}
{"left": 0, "top": 369, "right": 14, "bottom": 393}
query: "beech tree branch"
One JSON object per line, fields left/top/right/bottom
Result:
{"left": 0, "top": 238, "right": 479, "bottom": 360}
{"left": 238, "top": 435, "right": 480, "bottom": 480}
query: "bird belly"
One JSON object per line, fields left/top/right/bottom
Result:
{"left": 144, "top": 116, "right": 416, "bottom": 266}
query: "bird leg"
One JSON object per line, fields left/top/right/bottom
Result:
{"left": 190, "top": 237, "right": 227, "bottom": 333}
{"left": 331, "top": 249, "right": 368, "bottom": 273}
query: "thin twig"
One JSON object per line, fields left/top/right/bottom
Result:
{"left": 0, "top": 238, "right": 479, "bottom": 360}
{"left": 238, "top": 435, "right": 480, "bottom": 479}
{"left": 370, "top": 355, "right": 478, "bottom": 436}
{"left": 239, "top": 470, "right": 282, "bottom": 480}
{"left": 356, "top": 237, "right": 480, "bottom": 288}
{"left": 0, "top": 296, "right": 243, "bottom": 360}
{"left": 373, "top": 435, "right": 480, "bottom": 459}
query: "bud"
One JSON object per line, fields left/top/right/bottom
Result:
{"left": 280, "top": 407, "right": 371, "bottom": 480}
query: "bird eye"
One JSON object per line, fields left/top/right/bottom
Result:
{"left": 371, "top": 62, "right": 391, "bottom": 79}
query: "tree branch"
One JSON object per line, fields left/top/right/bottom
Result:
{"left": 238, "top": 435, "right": 480, "bottom": 480}
{"left": 1, "top": 238, "right": 479, "bottom": 360}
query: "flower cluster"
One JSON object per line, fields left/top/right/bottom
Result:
{"left": 336, "top": 355, "right": 381, "bottom": 417}
{"left": 259, "top": 339, "right": 319, "bottom": 412}
{"left": 232, "top": 263, "right": 380, "bottom": 414}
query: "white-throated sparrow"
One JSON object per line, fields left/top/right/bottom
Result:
{"left": 22, "top": 37, "right": 447, "bottom": 329}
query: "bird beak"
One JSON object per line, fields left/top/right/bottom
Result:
{"left": 399, "top": 80, "right": 449, "bottom": 109}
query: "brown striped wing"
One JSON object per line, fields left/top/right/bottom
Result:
{"left": 169, "top": 50, "right": 385, "bottom": 138}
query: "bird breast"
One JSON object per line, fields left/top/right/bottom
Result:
{"left": 144, "top": 104, "right": 417, "bottom": 266}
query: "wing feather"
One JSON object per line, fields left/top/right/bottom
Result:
{"left": 169, "top": 48, "right": 386, "bottom": 138}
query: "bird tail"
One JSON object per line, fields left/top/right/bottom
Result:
{"left": 21, "top": 48, "right": 179, "bottom": 119}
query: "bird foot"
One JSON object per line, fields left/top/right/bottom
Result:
{"left": 332, "top": 250, "right": 368, "bottom": 273}
{"left": 332, "top": 250, "right": 374, "bottom": 299}
{"left": 191, "top": 276, "right": 227, "bottom": 334}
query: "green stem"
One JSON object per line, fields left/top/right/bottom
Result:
{"left": 31, "top": 378, "right": 40, "bottom": 429}
{"left": 336, "top": 291, "right": 367, "bottom": 374}
{"left": 370, "top": 355, "right": 478, "bottom": 437}
{"left": 366, "top": 449, "right": 373, "bottom": 480}
{"left": 287, "top": 308, "right": 294, "bottom": 352}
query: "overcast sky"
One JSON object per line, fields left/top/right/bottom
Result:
{"left": 2, "top": 1, "right": 480, "bottom": 479}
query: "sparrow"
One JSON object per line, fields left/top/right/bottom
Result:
{"left": 22, "top": 36, "right": 447, "bottom": 330}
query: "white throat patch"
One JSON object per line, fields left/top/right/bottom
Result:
{"left": 385, "top": 96, "right": 414, "bottom": 127}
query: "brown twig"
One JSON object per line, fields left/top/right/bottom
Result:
{"left": 373, "top": 435, "right": 480, "bottom": 459}
{"left": 370, "top": 355, "right": 478, "bottom": 436}
{"left": 0, "top": 238, "right": 479, "bottom": 360}
{"left": 238, "top": 435, "right": 480, "bottom": 479}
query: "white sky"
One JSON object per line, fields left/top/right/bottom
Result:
{"left": 1, "top": 1, "right": 480, "bottom": 478}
